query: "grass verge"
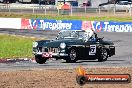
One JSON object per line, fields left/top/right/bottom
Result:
{"left": 0, "top": 34, "right": 41, "bottom": 59}
{"left": 0, "top": 13, "right": 132, "bottom": 22}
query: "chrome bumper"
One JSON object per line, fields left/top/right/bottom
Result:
{"left": 33, "top": 52, "right": 68, "bottom": 57}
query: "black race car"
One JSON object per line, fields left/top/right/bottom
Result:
{"left": 33, "top": 30, "right": 115, "bottom": 64}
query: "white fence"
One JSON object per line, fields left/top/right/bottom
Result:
{"left": 0, "top": 3, "right": 131, "bottom": 16}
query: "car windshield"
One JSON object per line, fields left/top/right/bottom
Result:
{"left": 56, "top": 30, "right": 87, "bottom": 40}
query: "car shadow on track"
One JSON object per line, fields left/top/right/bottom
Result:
{"left": 107, "top": 60, "right": 125, "bottom": 61}
{"left": 62, "top": 60, "right": 98, "bottom": 63}
{"left": 62, "top": 59, "right": 125, "bottom": 63}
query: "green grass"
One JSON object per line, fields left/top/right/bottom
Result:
{"left": 0, "top": 13, "right": 132, "bottom": 22}
{"left": 0, "top": 34, "right": 36, "bottom": 59}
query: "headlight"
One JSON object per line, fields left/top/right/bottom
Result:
{"left": 60, "top": 43, "right": 66, "bottom": 49}
{"left": 33, "top": 42, "right": 38, "bottom": 47}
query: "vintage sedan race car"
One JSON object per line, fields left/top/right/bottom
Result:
{"left": 33, "top": 30, "right": 115, "bottom": 64}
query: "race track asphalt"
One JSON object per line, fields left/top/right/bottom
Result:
{"left": 0, "top": 28, "right": 132, "bottom": 71}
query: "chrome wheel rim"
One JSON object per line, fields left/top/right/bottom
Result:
{"left": 70, "top": 49, "right": 76, "bottom": 60}
{"left": 102, "top": 49, "right": 107, "bottom": 60}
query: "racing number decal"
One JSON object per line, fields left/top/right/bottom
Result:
{"left": 89, "top": 45, "right": 96, "bottom": 55}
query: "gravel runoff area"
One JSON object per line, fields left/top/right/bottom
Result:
{"left": 0, "top": 67, "right": 131, "bottom": 88}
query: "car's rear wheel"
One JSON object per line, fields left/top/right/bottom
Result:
{"left": 98, "top": 48, "right": 108, "bottom": 62}
{"left": 66, "top": 48, "right": 78, "bottom": 63}
{"left": 35, "top": 55, "right": 47, "bottom": 64}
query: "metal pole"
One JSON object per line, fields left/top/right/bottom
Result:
{"left": 58, "top": 8, "right": 59, "bottom": 15}
{"left": 63, "top": 0, "right": 66, "bottom": 15}
{"left": 70, "top": 5, "right": 72, "bottom": 16}
{"left": 8, "top": 3, "right": 10, "bottom": 13}
{"left": 99, "top": 6, "right": 100, "bottom": 15}
{"left": 130, "top": 3, "right": 132, "bottom": 16}
{"left": 20, "top": 3, "right": 22, "bottom": 14}
{"left": 85, "top": 5, "right": 86, "bottom": 13}
{"left": 45, "top": 4, "right": 46, "bottom": 15}
{"left": 114, "top": 1, "right": 116, "bottom": 15}
{"left": 33, "top": 5, "right": 34, "bottom": 14}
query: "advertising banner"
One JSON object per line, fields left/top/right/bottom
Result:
{"left": 101, "top": 21, "right": 132, "bottom": 32}
{"left": 21, "top": 18, "right": 132, "bottom": 32}
{"left": 0, "top": 18, "right": 21, "bottom": 29}
{"left": 82, "top": 21, "right": 132, "bottom": 32}
{"left": 21, "top": 18, "right": 82, "bottom": 30}
{"left": 21, "top": 18, "right": 32, "bottom": 29}
{"left": 82, "top": 21, "right": 104, "bottom": 32}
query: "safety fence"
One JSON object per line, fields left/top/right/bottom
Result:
{"left": 0, "top": 3, "right": 132, "bottom": 16}
{"left": 0, "top": 18, "right": 132, "bottom": 32}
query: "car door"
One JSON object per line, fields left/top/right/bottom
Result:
{"left": 85, "top": 41, "right": 97, "bottom": 59}
{"left": 74, "top": 41, "right": 86, "bottom": 60}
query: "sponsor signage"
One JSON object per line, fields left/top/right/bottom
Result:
{"left": 21, "top": 18, "right": 132, "bottom": 32}
{"left": 21, "top": 18, "right": 82, "bottom": 30}
{"left": 82, "top": 21, "right": 132, "bottom": 32}
{"left": 21, "top": 18, "right": 32, "bottom": 29}
{"left": 102, "top": 22, "right": 132, "bottom": 32}
{"left": 0, "top": 18, "right": 131, "bottom": 32}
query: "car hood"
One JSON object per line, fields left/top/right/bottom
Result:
{"left": 36, "top": 39, "right": 114, "bottom": 47}
{"left": 37, "top": 39, "right": 82, "bottom": 48}
{"left": 36, "top": 40, "right": 50, "bottom": 47}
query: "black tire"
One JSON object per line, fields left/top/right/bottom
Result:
{"left": 66, "top": 48, "right": 78, "bottom": 63}
{"left": 98, "top": 48, "right": 108, "bottom": 62}
{"left": 35, "top": 56, "right": 47, "bottom": 64}
{"left": 76, "top": 75, "right": 87, "bottom": 86}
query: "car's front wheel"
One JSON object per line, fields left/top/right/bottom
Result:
{"left": 98, "top": 48, "right": 108, "bottom": 62}
{"left": 66, "top": 48, "right": 78, "bottom": 63}
{"left": 35, "top": 55, "right": 47, "bottom": 64}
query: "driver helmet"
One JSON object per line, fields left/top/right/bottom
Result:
{"left": 85, "top": 29, "right": 94, "bottom": 38}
